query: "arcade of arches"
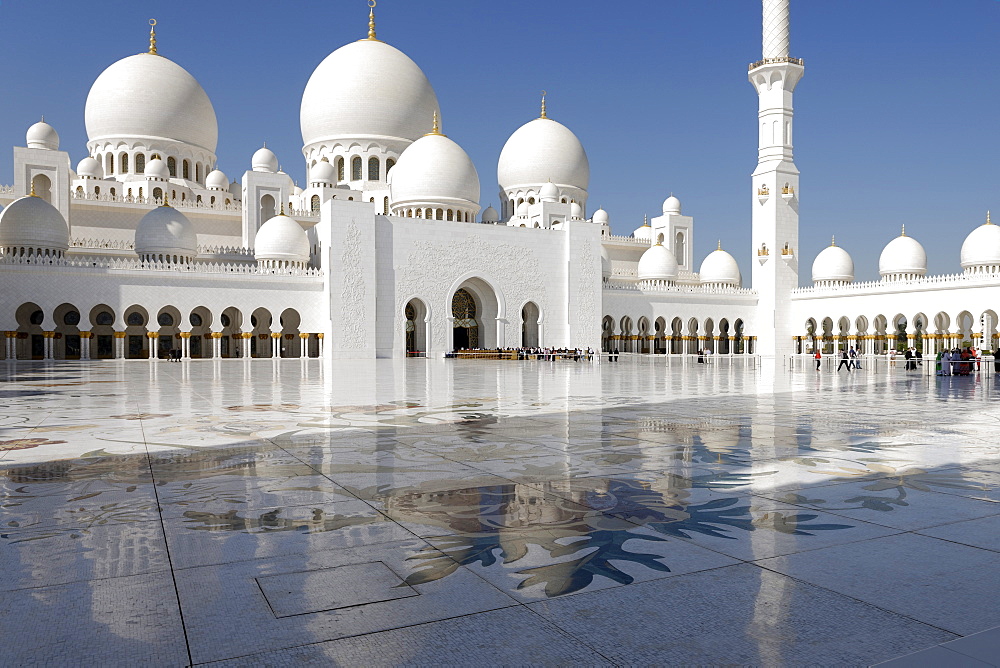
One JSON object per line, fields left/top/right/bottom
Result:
{"left": 2, "top": 303, "right": 323, "bottom": 360}
{"left": 602, "top": 315, "right": 754, "bottom": 355}
{"left": 797, "top": 311, "right": 1000, "bottom": 355}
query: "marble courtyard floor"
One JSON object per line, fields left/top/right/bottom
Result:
{"left": 1, "top": 357, "right": 998, "bottom": 667}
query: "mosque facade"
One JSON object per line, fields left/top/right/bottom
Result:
{"left": 2, "top": 1, "right": 999, "bottom": 363}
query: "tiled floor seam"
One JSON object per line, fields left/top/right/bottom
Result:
{"left": 750, "top": 557, "right": 967, "bottom": 639}
{"left": 141, "top": 411, "right": 195, "bottom": 668}
{"left": 188, "top": 605, "right": 526, "bottom": 666}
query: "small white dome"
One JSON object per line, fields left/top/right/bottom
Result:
{"left": 292, "top": 185, "right": 303, "bottom": 196}
{"left": 0, "top": 195, "right": 69, "bottom": 252}
{"left": 700, "top": 248, "right": 741, "bottom": 286}
{"left": 311, "top": 160, "right": 336, "bottom": 185}
{"left": 498, "top": 117, "right": 589, "bottom": 193}
{"left": 539, "top": 181, "right": 559, "bottom": 202}
{"left": 145, "top": 158, "right": 169, "bottom": 180}
{"left": 517, "top": 202, "right": 529, "bottom": 217}
{"left": 662, "top": 195, "right": 681, "bottom": 215}
{"left": 85, "top": 53, "right": 217, "bottom": 152}
{"left": 637, "top": 243, "right": 679, "bottom": 281}
{"left": 960, "top": 219, "right": 1000, "bottom": 269}
{"left": 254, "top": 213, "right": 309, "bottom": 265}
{"left": 135, "top": 205, "right": 197, "bottom": 258}
{"left": 252, "top": 146, "right": 278, "bottom": 173}
{"left": 570, "top": 202, "right": 583, "bottom": 219}
{"left": 592, "top": 208, "right": 609, "bottom": 225}
{"left": 389, "top": 132, "right": 480, "bottom": 212}
{"left": 27, "top": 121, "right": 59, "bottom": 150}
{"left": 301, "top": 40, "right": 439, "bottom": 148}
{"left": 633, "top": 221, "right": 653, "bottom": 243}
{"left": 879, "top": 229, "right": 927, "bottom": 278}
{"left": 601, "top": 245, "right": 612, "bottom": 278}
{"left": 481, "top": 206, "right": 499, "bottom": 223}
{"left": 77, "top": 156, "right": 103, "bottom": 179}
{"left": 205, "top": 169, "right": 228, "bottom": 190}
{"left": 812, "top": 242, "right": 855, "bottom": 283}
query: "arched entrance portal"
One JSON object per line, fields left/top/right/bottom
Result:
{"left": 405, "top": 299, "right": 428, "bottom": 356}
{"left": 452, "top": 288, "right": 478, "bottom": 350}
{"left": 522, "top": 302, "right": 539, "bottom": 348}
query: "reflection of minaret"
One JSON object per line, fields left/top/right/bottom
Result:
{"left": 749, "top": 0, "right": 803, "bottom": 359}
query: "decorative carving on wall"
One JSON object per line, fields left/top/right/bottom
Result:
{"left": 340, "top": 222, "right": 366, "bottom": 349}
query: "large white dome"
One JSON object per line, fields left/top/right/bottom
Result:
{"left": 637, "top": 243, "right": 679, "bottom": 281}
{"left": 85, "top": 53, "right": 217, "bottom": 152}
{"left": 812, "top": 241, "right": 854, "bottom": 284}
{"left": 0, "top": 195, "right": 69, "bottom": 252}
{"left": 389, "top": 132, "right": 480, "bottom": 212}
{"left": 498, "top": 117, "right": 589, "bottom": 193}
{"left": 254, "top": 213, "right": 310, "bottom": 266}
{"left": 960, "top": 218, "right": 1000, "bottom": 269}
{"left": 135, "top": 205, "right": 197, "bottom": 259}
{"left": 699, "top": 248, "right": 741, "bottom": 286}
{"left": 301, "top": 40, "right": 439, "bottom": 148}
{"left": 879, "top": 230, "right": 927, "bottom": 278}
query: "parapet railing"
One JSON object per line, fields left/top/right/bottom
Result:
{"left": 0, "top": 253, "right": 323, "bottom": 276}
{"left": 604, "top": 279, "right": 757, "bottom": 296}
{"left": 792, "top": 271, "right": 1000, "bottom": 296}
{"left": 749, "top": 56, "right": 804, "bottom": 70}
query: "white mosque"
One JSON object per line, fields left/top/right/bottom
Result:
{"left": 1, "top": 1, "right": 999, "bottom": 363}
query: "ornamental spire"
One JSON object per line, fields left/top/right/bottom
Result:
{"left": 29, "top": 180, "right": 37, "bottom": 197}
{"left": 540, "top": 90, "right": 547, "bottom": 119}
{"left": 988, "top": 210, "right": 993, "bottom": 226}
{"left": 717, "top": 239, "right": 722, "bottom": 251}
{"left": 148, "top": 19, "right": 158, "bottom": 55}
{"left": 831, "top": 235, "right": 836, "bottom": 247}
{"left": 366, "top": 0, "right": 378, "bottom": 41}
{"left": 901, "top": 224, "right": 906, "bottom": 237}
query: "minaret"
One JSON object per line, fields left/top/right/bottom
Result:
{"left": 749, "top": 0, "right": 803, "bottom": 358}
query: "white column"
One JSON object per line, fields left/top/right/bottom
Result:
{"left": 318, "top": 335, "right": 325, "bottom": 358}
{"left": 762, "top": 0, "right": 790, "bottom": 59}
{"left": 182, "top": 334, "right": 191, "bottom": 359}
{"left": 44, "top": 333, "right": 53, "bottom": 360}
{"left": 81, "top": 334, "right": 91, "bottom": 360}
{"left": 300, "top": 334, "right": 308, "bottom": 359}
{"left": 271, "top": 332, "right": 280, "bottom": 358}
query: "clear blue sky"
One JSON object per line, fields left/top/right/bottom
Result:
{"left": 2, "top": 1, "right": 999, "bottom": 283}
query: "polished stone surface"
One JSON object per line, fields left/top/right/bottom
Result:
{"left": 1, "top": 357, "right": 998, "bottom": 665}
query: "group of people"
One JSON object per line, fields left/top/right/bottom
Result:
{"left": 936, "top": 348, "right": 981, "bottom": 376}
{"left": 818, "top": 347, "right": 864, "bottom": 371}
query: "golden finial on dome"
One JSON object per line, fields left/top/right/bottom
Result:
{"left": 29, "top": 180, "right": 37, "bottom": 197}
{"left": 717, "top": 239, "right": 722, "bottom": 251}
{"left": 831, "top": 235, "right": 836, "bottom": 247}
{"left": 366, "top": 0, "right": 378, "bottom": 41}
{"left": 148, "top": 19, "right": 158, "bottom": 55}
{"left": 987, "top": 210, "right": 993, "bottom": 225}
{"left": 901, "top": 224, "right": 906, "bottom": 237}
{"left": 642, "top": 214, "right": 649, "bottom": 227}
{"left": 426, "top": 110, "right": 442, "bottom": 136}
{"left": 540, "top": 91, "right": 548, "bottom": 119}
{"left": 279, "top": 202, "right": 285, "bottom": 216}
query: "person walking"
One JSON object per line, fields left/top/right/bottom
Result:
{"left": 849, "top": 347, "right": 858, "bottom": 369}
{"left": 904, "top": 347, "right": 914, "bottom": 371}
{"left": 612, "top": 347, "right": 619, "bottom": 363}
{"left": 814, "top": 348, "right": 822, "bottom": 370}
{"left": 837, "top": 349, "right": 851, "bottom": 372}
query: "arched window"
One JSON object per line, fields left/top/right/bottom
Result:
{"left": 31, "top": 174, "right": 52, "bottom": 203}
{"left": 447, "top": 210, "right": 454, "bottom": 221}
{"left": 110, "top": 187, "right": 116, "bottom": 197}
{"left": 76, "top": 185, "right": 83, "bottom": 195}
{"left": 311, "top": 195, "right": 320, "bottom": 212}
{"left": 337, "top": 157, "right": 345, "bottom": 181}
{"left": 436, "top": 208, "right": 444, "bottom": 220}
{"left": 94, "top": 186, "right": 100, "bottom": 195}
{"left": 386, "top": 158, "right": 396, "bottom": 173}
{"left": 351, "top": 157, "right": 362, "bottom": 181}
{"left": 135, "top": 153, "right": 145, "bottom": 174}
{"left": 120, "top": 153, "right": 129, "bottom": 174}
{"left": 196, "top": 163, "right": 202, "bottom": 183}
{"left": 210, "top": 196, "right": 216, "bottom": 205}
{"left": 153, "top": 187, "right": 162, "bottom": 200}
{"left": 167, "top": 157, "right": 177, "bottom": 177}
{"left": 182, "top": 160, "right": 190, "bottom": 180}
{"left": 674, "top": 232, "right": 685, "bottom": 266}
{"left": 416, "top": 209, "right": 423, "bottom": 218}
{"left": 368, "top": 157, "right": 379, "bottom": 180}
{"left": 106, "top": 154, "right": 114, "bottom": 176}
{"left": 127, "top": 188, "right": 133, "bottom": 198}
{"left": 260, "top": 194, "right": 275, "bottom": 221}
{"left": 196, "top": 195, "right": 202, "bottom": 203}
